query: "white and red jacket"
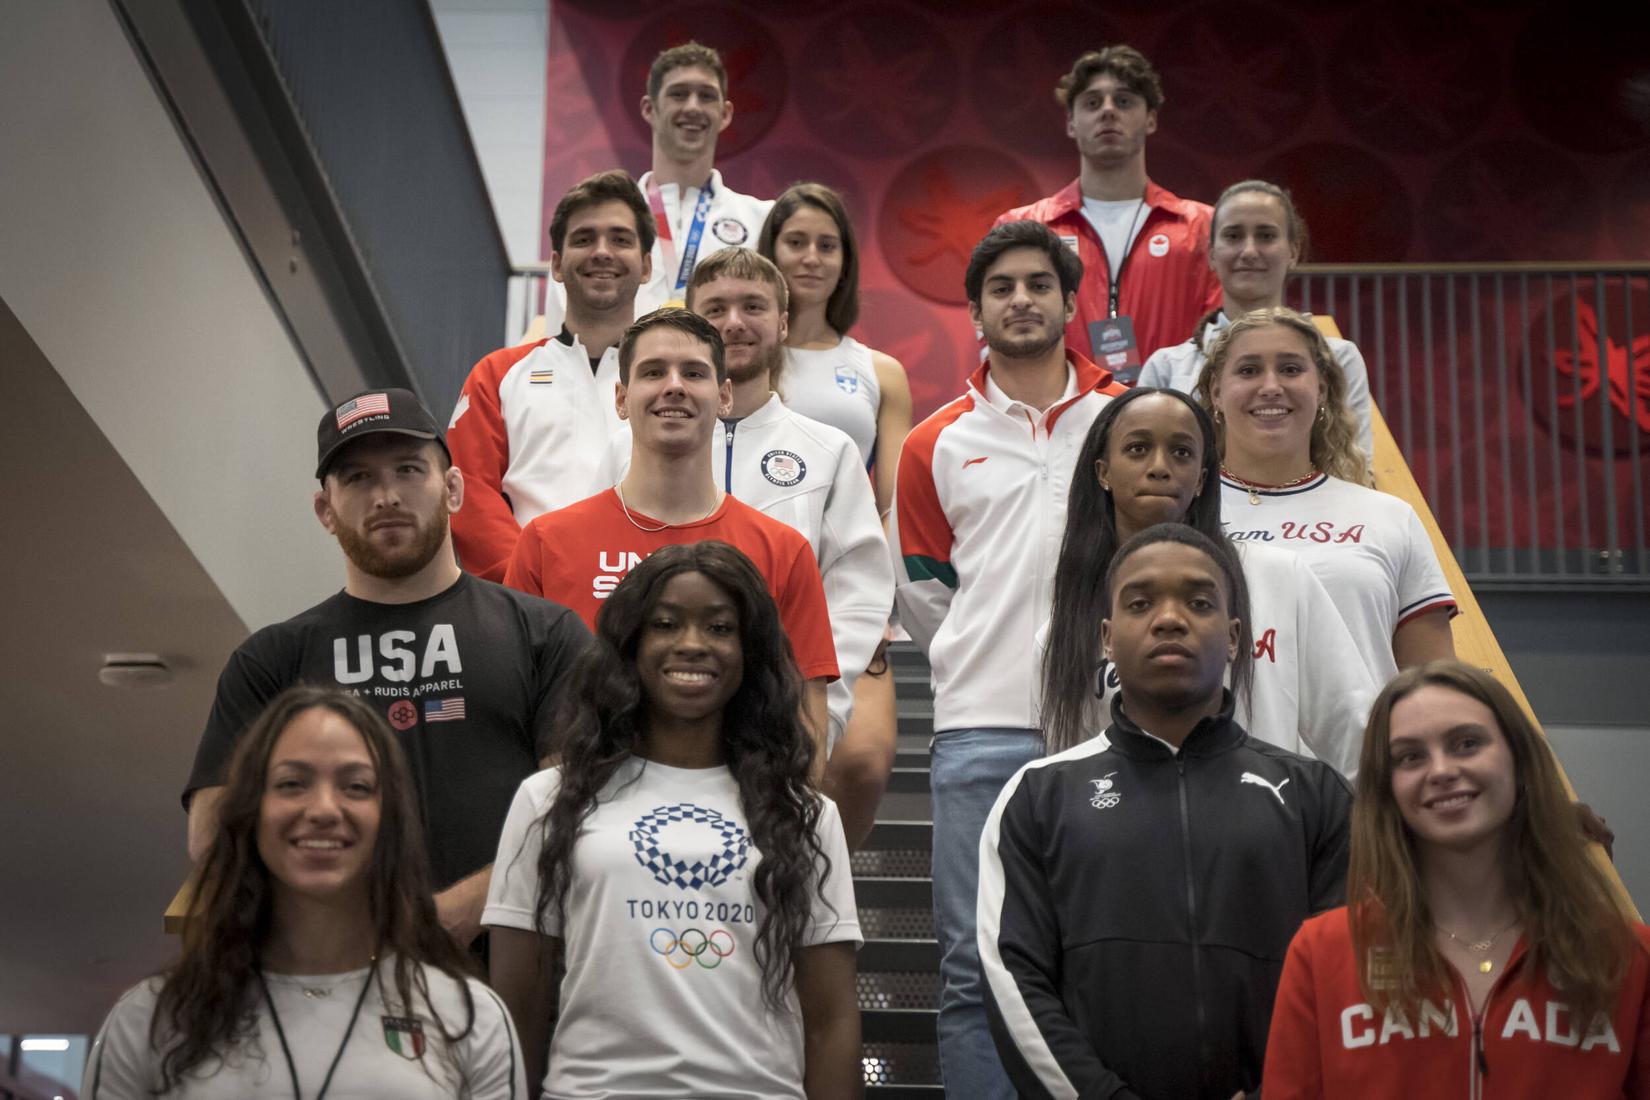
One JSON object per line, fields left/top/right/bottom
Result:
{"left": 447, "top": 332, "right": 622, "bottom": 581}
{"left": 892, "top": 353, "right": 1125, "bottom": 733}
{"left": 995, "top": 179, "right": 1221, "bottom": 365}
{"left": 1265, "top": 907, "right": 1650, "bottom": 1099}
{"left": 599, "top": 394, "right": 893, "bottom": 748}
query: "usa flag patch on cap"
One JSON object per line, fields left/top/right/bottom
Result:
{"left": 335, "top": 393, "right": 390, "bottom": 430}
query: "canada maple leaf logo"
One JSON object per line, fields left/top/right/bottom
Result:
{"left": 897, "top": 169, "right": 1024, "bottom": 269}
{"left": 1552, "top": 300, "right": 1650, "bottom": 433}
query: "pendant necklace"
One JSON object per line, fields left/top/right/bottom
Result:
{"left": 1221, "top": 466, "right": 1320, "bottom": 506}
{"left": 1441, "top": 918, "right": 1519, "bottom": 974}
{"left": 259, "top": 956, "right": 376, "bottom": 1099}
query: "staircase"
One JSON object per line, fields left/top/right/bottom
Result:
{"left": 858, "top": 641, "right": 943, "bottom": 1096}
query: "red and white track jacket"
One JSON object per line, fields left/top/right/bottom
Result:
{"left": 891, "top": 352, "right": 1125, "bottom": 733}
{"left": 447, "top": 333, "right": 622, "bottom": 581}
{"left": 996, "top": 179, "right": 1221, "bottom": 365}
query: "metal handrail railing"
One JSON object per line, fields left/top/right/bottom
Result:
{"left": 1289, "top": 264, "right": 1648, "bottom": 589}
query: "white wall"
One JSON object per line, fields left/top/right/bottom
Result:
{"left": 0, "top": 0, "right": 342, "bottom": 631}
{"left": 430, "top": 0, "right": 550, "bottom": 268}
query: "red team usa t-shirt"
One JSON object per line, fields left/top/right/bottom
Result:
{"left": 504, "top": 489, "right": 840, "bottom": 681}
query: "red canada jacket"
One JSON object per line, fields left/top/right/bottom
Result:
{"left": 1264, "top": 906, "right": 1650, "bottom": 1099}
{"left": 995, "top": 178, "right": 1220, "bottom": 368}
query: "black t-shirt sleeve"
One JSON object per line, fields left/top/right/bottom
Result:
{"left": 528, "top": 605, "right": 592, "bottom": 759}
{"left": 183, "top": 630, "right": 292, "bottom": 808}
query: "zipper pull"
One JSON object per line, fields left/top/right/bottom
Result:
{"left": 1474, "top": 1020, "right": 1488, "bottom": 1077}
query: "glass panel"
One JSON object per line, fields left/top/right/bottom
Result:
{"left": 17, "top": 1035, "right": 88, "bottom": 1098}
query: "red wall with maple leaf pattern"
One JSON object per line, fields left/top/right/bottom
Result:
{"left": 541, "top": 0, "right": 1650, "bottom": 553}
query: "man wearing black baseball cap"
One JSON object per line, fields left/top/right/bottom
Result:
{"left": 184, "top": 389, "right": 590, "bottom": 948}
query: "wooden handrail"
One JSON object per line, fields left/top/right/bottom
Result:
{"left": 1314, "top": 315, "right": 1638, "bottom": 919}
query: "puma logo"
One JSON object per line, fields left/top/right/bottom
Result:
{"left": 1241, "top": 771, "right": 1290, "bottom": 806}
{"left": 962, "top": 456, "right": 989, "bottom": 468}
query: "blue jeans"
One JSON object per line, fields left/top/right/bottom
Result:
{"left": 929, "top": 727, "right": 1044, "bottom": 1098}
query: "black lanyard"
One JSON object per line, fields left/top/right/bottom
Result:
{"left": 1105, "top": 199, "right": 1149, "bottom": 319}
{"left": 258, "top": 962, "right": 375, "bottom": 1100}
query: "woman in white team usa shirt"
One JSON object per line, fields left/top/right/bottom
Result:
{"left": 85, "top": 687, "right": 525, "bottom": 1099}
{"left": 1041, "top": 385, "right": 1380, "bottom": 776}
{"left": 1138, "top": 179, "right": 1374, "bottom": 461}
{"left": 1195, "top": 308, "right": 1457, "bottom": 680}
{"left": 483, "top": 542, "right": 862, "bottom": 1099}
{"left": 759, "top": 181, "right": 915, "bottom": 848}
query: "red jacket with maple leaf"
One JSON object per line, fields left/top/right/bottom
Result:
{"left": 996, "top": 178, "right": 1221, "bottom": 367}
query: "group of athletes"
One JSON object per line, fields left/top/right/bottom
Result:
{"left": 79, "top": 35, "right": 1650, "bottom": 1100}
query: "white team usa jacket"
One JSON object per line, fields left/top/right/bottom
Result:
{"left": 598, "top": 394, "right": 892, "bottom": 745}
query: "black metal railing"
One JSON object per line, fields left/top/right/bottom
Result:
{"left": 1292, "top": 264, "right": 1650, "bottom": 588}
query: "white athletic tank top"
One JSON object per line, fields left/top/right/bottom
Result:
{"left": 781, "top": 336, "right": 880, "bottom": 467}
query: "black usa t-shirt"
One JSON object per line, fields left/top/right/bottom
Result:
{"left": 185, "top": 573, "right": 590, "bottom": 889}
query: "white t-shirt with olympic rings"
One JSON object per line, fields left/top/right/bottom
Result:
{"left": 483, "top": 756, "right": 861, "bottom": 1099}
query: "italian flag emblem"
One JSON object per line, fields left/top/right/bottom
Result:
{"left": 382, "top": 1015, "right": 425, "bottom": 1059}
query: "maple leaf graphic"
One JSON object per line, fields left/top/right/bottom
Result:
{"left": 1552, "top": 301, "right": 1650, "bottom": 432}
{"left": 1164, "top": 25, "right": 1303, "bottom": 146}
{"left": 808, "top": 22, "right": 947, "bottom": 147}
{"left": 898, "top": 169, "right": 1024, "bottom": 268}
{"left": 1337, "top": 23, "right": 1489, "bottom": 144}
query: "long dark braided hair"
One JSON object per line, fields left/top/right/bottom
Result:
{"left": 529, "top": 541, "right": 829, "bottom": 1011}
{"left": 1042, "top": 387, "right": 1252, "bottom": 752}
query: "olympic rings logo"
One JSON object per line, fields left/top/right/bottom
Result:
{"left": 649, "top": 927, "right": 736, "bottom": 970}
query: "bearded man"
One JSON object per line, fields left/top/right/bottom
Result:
{"left": 182, "top": 388, "right": 589, "bottom": 948}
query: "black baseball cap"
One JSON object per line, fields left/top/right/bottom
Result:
{"left": 315, "top": 388, "right": 450, "bottom": 479}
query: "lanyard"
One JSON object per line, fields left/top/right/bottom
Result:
{"left": 1105, "top": 198, "right": 1148, "bottom": 319}
{"left": 258, "top": 963, "right": 375, "bottom": 1100}
{"left": 646, "top": 177, "right": 716, "bottom": 295}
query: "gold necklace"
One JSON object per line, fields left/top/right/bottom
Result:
{"left": 1440, "top": 918, "right": 1520, "bottom": 974}
{"left": 615, "top": 483, "right": 722, "bottom": 532}
{"left": 1220, "top": 466, "right": 1320, "bottom": 506}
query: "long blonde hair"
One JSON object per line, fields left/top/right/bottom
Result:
{"left": 1193, "top": 307, "right": 1370, "bottom": 486}
{"left": 1348, "top": 661, "right": 1638, "bottom": 1027}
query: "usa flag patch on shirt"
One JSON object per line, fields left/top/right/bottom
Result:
{"left": 424, "top": 697, "right": 465, "bottom": 722}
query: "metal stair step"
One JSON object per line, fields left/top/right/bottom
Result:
{"left": 862, "top": 1007, "right": 938, "bottom": 1044}
{"left": 886, "top": 766, "right": 930, "bottom": 794}
{"left": 864, "top": 820, "right": 933, "bottom": 850}
{"left": 861, "top": 937, "right": 940, "bottom": 972}
{"left": 855, "top": 876, "right": 934, "bottom": 910}
{"left": 894, "top": 748, "right": 929, "bottom": 769}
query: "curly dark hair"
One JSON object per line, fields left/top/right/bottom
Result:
{"left": 530, "top": 541, "right": 830, "bottom": 1011}
{"left": 1055, "top": 44, "right": 1164, "bottom": 112}
{"left": 1043, "top": 388, "right": 1252, "bottom": 752}
{"left": 152, "top": 687, "right": 476, "bottom": 1091}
